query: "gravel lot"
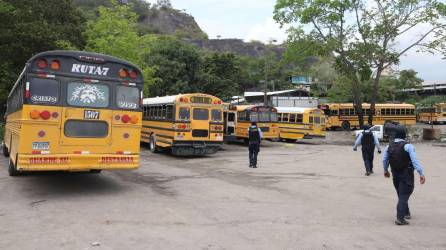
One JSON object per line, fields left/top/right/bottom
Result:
{"left": 0, "top": 136, "right": 445, "bottom": 250}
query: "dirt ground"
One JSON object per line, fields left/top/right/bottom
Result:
{"left": 0, "top": 136, "right": 445, "bottom": 249}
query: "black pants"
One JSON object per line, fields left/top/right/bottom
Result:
{"left": 392, "top": 169, "right": 415, "bottom": 220}
{"left": 249, "top": 142, "right": 260, "bottom": 167}
{"left": 361, "top": 147, "right": 375, "bottom": 172}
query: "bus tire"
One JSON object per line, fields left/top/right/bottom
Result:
{"left": 341, "top": 121, "right": 351, "bottom": 131}
{"left": 2, "top": 143, "right": 9, "bottom": 157}
{"left": 149, "top": 135, "right": 160, "bottom": 153}
{"left": 8, "top": 157, "right": 20, "bottom": 177}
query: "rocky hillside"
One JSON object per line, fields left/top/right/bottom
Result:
{"left": 74, "top": 0, "right": 282, "bottom": 57}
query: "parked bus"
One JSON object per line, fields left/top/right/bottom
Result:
{"left": 2, "top": 50, "right": 143, "bottom": 176}
{"left": 141, "top": 93, "right": 224, "bottom": 155}
{"left": 224, "top": 104, "right": 279, "bottom": 142}
{"left": 276, "top": 107, "right": 326, "bottom": 141}
{"left": 318, "top": 103, "right": 416, "bottom": 130}
{"left": 418, "top": 103, "right": 446, "bottom": 124}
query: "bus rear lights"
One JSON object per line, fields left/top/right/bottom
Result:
{"left": 119, "top": 68, "right": 129, "bottom": 78}
{"left": 116, "top": 151, "right": 131, "bottom": 155}
{"left": 123, "top": 133, "right": 130, "bottom": 139}
{"left": 50, "top": 60, "right": 60, "bottom": 70}
{"left": 115, "top": 115, "right": 121, "bottom": 121}
{"left": 51, "top": 112, "right": 59, "bottom": 118}
{"left": 74, "top": 151, "right": 90, "bottom": 154}
{"left": 37, "top": 58, "right": 48, "bottom": 69}
{"left": 213, "top": 100, "right": 222, "bottom": 104}
{"left": 121, "top": 114, "right": 130, "bottom": 123}
{"left": 179, "top": 97, "right": 189, "bottom": 102}
{"left": 40, "top": 110, "right": 51, "bottom": 120}
{"left": 177, "top": 124, "right": 187, "bottom": 130}
{"left": 129, "top": 70, "right": 138, "bottom": 79}
{"left": 130, "top": 115, "right": 139, "bottom": 124}
{"left": 30, "top": 110, "right": 40, "bottom": 119}
{"left": 38, "top": 130, "right": 46, "bottom": 137}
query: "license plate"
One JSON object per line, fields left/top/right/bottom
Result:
{"left": 32, "top": 142, "right": 49, "bottom": 150}
{"left": 84, "top": 110, "right": 100, "bottom": 119}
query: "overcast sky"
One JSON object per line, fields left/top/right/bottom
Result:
{"left": 147, "top": 0, "right": 446, "bottom": 81}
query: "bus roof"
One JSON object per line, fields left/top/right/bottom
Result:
{"left": 323, "top": 103, "right": 415, "bottom": 108}
{"left": 143, "top": 93, "right": 222, "bottom": 105}
{"left": 28, "top": 50, "right": 141, "bottom": 71}
{"left": 234, "top": 104, "right": 275, "bottom": 111}
{"left": 275, "top": 107, "right": 319, "bottom": 113}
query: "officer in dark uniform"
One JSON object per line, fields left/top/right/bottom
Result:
{"left": 248, "top": 122, "right": 262, "bottom": 168}
{"left": 383, "top": 126, "right": 425, "bottom": 225}
{"left": 353, "top": 124, "right": 382, "bottom": 176}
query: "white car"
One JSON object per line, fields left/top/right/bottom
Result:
{"left": 354, "top": 125, "right": 384, "bottom": 141}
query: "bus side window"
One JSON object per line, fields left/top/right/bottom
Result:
{"left": 161, "top": 105, "right": 167, "bottom": 119}
{"left": 309, "top": 116, "right": 314, "bottom": 123}
{"left": 282, "top": 113, "right": 289, "bottom": 122}
{"left": 277, "top": 113, "right": 282, "bottom": 122}
{"left": 332, "top": 109, "right": 338, "bottom": 116}
{"left": 290, "top": 114, "right": 296, "bottom": 123}
{"left": 166, "top": 105, "right": 173, "bottom": 120}
{"left": 296, "top": 114, "right": 303, "bottom": 123}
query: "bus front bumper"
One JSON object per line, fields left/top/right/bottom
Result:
{"left": 17, "top": 154, "right": 140, "bottom": 171}
{"left": 171, "top": 141, "right": 223, "bottom": 156}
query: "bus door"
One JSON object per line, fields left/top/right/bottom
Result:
{"left": 60, "top": 81, "right": 112, "bottom": 146}
{"left": 225, "top": 111, "right": 236, "bottom": 136}
{"left": 191, "top": 107, "right": 210, "bottom": 139}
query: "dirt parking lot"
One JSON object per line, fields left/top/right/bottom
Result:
{"left": 0, "top": 138, "right": 445, "bottom": 250}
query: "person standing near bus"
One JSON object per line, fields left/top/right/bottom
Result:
{"left": 383, "top": 126, "right": 425, "bottom": 225}
{"left": 353, "top": 124, "right": 382, "bottom": 176}
{"left": 248, "top": 122, "right": 263, "bottom": 168}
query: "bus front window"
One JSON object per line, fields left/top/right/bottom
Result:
{"left": 117, "top": 86, "right": 139, "bottom": 109}
{"left": 29, "top": 78, "right": 59, "bottom": 104}
{"left": 193, "top": 108, "right": 209, "bottom": 120}
{"left": 211, "top": 109, "right": 222, "bottom": 122}
{"left": 67, "top": 82, "right": 109, "bottom": 108}
{"left": 271, "top": 112, "right": 277, "bottom": 122}
{"left": 179, "top": 107, "right": 190, "bottom": 120}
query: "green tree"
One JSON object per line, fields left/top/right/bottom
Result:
{"left": 145, "top": 36, "right": 201, "bottom": 97}
{"left": 84, "top": 0, "right": 154, "bottom": 94}
{"left": 199, "top": 53, "right": 240, "bottom": 100}
{"left": 274, "top": 0, "right": 446, "bottom": 127}
{"left": 0, "top": 0, "right": 85, "bottom": 107}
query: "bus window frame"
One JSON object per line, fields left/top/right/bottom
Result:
{"left": 26, "top": 77, "right": 61, "bottom": 107}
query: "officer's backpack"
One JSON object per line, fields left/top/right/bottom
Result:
{"left": 388, "top": 142, "right": 412, "bottom": 171}
{"left": 361, "top": 131, "right": 374, "bottom": 150}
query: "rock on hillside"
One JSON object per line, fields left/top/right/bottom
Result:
{"left": 189, "top": 39, "right": 285, "bottom": 58}
{"left": 142, "top": 7, "right": 207, "bottom": 39}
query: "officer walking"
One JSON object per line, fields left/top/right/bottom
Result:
{"left": 353, "top": 124, "right": 382, "bottom": 176}
{"left": 383, "top": 126, "right": 425, "bottom": 225}
{"left": 248, "top": 122, "right": 263, "bottom": 168}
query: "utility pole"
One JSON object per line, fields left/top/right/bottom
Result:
{"left": 263, "top": 38, "right": 278, "bottom": 107}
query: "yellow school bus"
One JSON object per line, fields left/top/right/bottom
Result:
{"left": 318, "top": 103, "right": 416, "bottom": 130}
{"left": 418, "top": 103, "right": 446, "bottom": 124}
{"left": 223, "top": 104, "right": 279, "bottom": 142}
{"left": 2, "top": 50, "right": 143, "bottom": 176}
{"left": 141, "top": 93, "right": 224, "bottom": 155}
{"left": 276, "top": 107, "right": 326, "bottom": 141}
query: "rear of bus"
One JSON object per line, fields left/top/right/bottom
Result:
{"left": 7, "top": 51, "right": 143, "bottom": 174}
{"left": 306, "top": 109, "right": 326, "bottom": 138}
{"left": 172, "top": 94, "right": 224, "bottom": 155}
{"left": 318, "top": 104, "right": 340, "bottom": 130}
{"left": 236, "top": 106, "right": 279, "bottom": 141}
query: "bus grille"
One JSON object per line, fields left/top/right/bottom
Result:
{"left": 192, "top": 129, "right": 209, "bottom": 137}
{"left": 260, "top": 127, "right": 270, "bottom": 132}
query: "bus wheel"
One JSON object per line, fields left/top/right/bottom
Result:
{"left": 341, "top": 121, "right": 351, "bottom": 131}
{"left": 2, "top": 144, "right": 9, "bottom": 157}
{"left": 8, "top": 157, "right": 20, "bottom": 177}
{"left": 149, "top": 135, "right": 160, "bottom": 153}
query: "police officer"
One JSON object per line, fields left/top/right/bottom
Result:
{"left": 248, "top": 122, "right": 263, "bottom": 168}
{"left": 353, "top": 124, "right": 382, "bottom": 176}
{"left": 383, "top": 126, "right": 425, "bottom": 225}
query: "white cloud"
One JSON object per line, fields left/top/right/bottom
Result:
{"left": 244, "top": 17, "right": 287, "bottom": 43}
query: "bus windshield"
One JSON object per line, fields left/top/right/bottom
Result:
{"left": 117, "top": 86, "right": 140, "bottom": 109}
{"left": 29, "top": 78, "right": 59, "bottom": 105}
{"left": 67, "top": 82, "right": 109, "bottom": 108}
